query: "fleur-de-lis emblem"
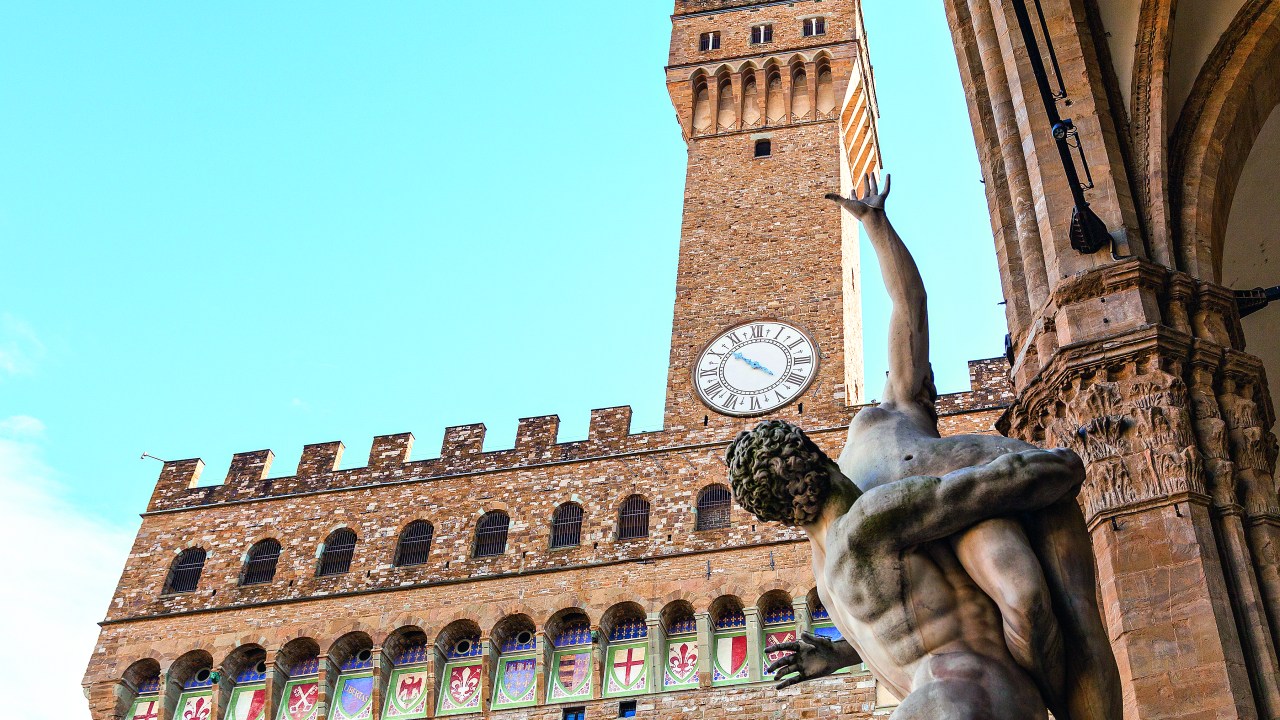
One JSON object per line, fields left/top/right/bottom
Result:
{"left": 671, "top": 643, "right": 698, "bottom": 675}
{"left": 183, "top": 697, "right": 210, "bottom": 720}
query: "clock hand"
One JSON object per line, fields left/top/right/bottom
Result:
{"left": 732, "top": 351, "right": 776, "bottom": 376}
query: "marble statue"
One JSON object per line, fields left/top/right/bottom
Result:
{"left": 725, "top": 176, "right": 1122, "bottom": 720}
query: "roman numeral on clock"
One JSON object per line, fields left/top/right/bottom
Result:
{"left": 792, "top": 354, "right": 813, "bottom": 367}
{"left": 785, "top": 372, "right": 807, "bottom": 387}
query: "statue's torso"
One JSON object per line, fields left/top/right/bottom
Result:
{"left": 819, "top": 402, "right": 1037, "bottom": 699}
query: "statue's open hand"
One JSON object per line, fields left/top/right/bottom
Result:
{"left": 825, "top": 173, "right": 891, "bottom": 219}
{"left": 766, "top": 632, "right": 854, "bottom": 690}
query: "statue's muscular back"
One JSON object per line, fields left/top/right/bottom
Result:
{"left": 818, "top": 405, "right": 1045, "bottom": 715}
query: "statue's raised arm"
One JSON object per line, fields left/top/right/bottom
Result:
{"left": 826, "top": 175, "right": 935, "bottom": 419}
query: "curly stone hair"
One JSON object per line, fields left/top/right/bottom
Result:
{"left": 725, "top": 419, "right": 833, "bottom": 526}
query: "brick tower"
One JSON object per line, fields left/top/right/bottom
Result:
{"left": 81, "top": 3, "right": 1018, "bottom": 720}
{"left": 662, "top": 0, "right": 880, "bottom": 432}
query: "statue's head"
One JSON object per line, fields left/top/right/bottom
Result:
{"left": 725, "top": 419, "right": 834, "bottom": 527}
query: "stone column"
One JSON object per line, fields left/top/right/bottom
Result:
{"left": 804, "top": 61, "right": 819, "bottom": 121}
{"left": 427, "top": 646, "right": 443, "bottom": 719}
{"left": 694, "top": 611, "right": 713, "bottom": 689}
{"left": 791, "top": 598, "right": 812, "bottom": 637}
{"left": 706, "top": 82, "right": 721, "bottom": 138}
{"left": 534, "top": 630, "right": 549, "bottom": 705}
{"left": 751, "top": 67, "right": 766, "bottom": 128}
{"left": 729, "top": 71, "right": 744, "bottom": 132}
{"left": 370, "top": 646, "right": 387, "bottom": 720}
{"left": 744, "top": 607, "right": 763, "bottom": 683}
{"left": 590, "top": 626, "right": 604, "bottom": 700}
{"left": 316, "top": 655, "right": 334, "bottom": 719}
{"left": 478, "top": 636, "right": 493, "bottom": 711}
{"left": 265, "top": 652, "right": 283, "bottom": 720}
{"left": 646, "top": 613, "right": 664, "bottom": 694}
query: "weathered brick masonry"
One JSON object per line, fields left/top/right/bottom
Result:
{"left": 83, "top": 2, "right": 1012, "bottom": 719}
{"left": 85, "top": 363, "right": 1011, "bottom": 719}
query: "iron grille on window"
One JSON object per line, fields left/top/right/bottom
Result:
{"left": 696, "top": 484, "right": 732, "bottom": 531}
{"left": 241, "top": 539, "right": 281, "bottom": 586}
{"left": 474, "top": 511, "right": 510, "bottom": 558}
{"left": 395, "top": 520, "right": 434, "bottom": 567}
{"left": 165, "top": 548, "right": 206, "bottom": 594}
{"left": 751, "top": 24, "right": 773, "bottom": 44}
{"left": 617, "top": 495, "right": 650, "bottom": 540}
{"left": 803, "top": 17, "right": 826, "bottom": 37}
{"left": 317, "top": 528, "right": 357, "bottom": 576}
{"left": 699, "top": 31, "right": 720, "bottom": 52}
{"left": 550, "top": 503, "right": 584, "bottom": 549}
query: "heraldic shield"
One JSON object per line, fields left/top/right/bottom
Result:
{"left": 175, "top": 691, "right": 213, "bottom": 720}
{"left": 276, "top": 680, "right": 320, "bottom": 720}
{"left": 605, "top": 644, "right": 647, "bottom": 696}
{"left": 436, "top": 662, "right": 482, "bottom": 716}
{"left": 664, "top": 639, "right": 699, "bottom": 688}
{"left": 712, "top": 634, "right": 749, "bottom": 684}
{"left": 225, "top": 686, "right": 268, "bottom": 720}
{"left": 382, "top": 668, "right": 429, "bottom": 719}
{"left": 330, "top": 674, "right": 374, "bottom": 720}
{"left": 548, "top": 650, "right": 592, "bottom": 701}
{"left": 491, "top": 656, "right": 537, "bottom": 709}
{"left": 127, "top": 698, "right": 161, "bottom": 720}
{"left": 764, "top": 629, "right": 797, "bottom": 677}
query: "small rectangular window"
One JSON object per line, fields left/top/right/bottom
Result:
{"left": 699, "top": 31, "right": 721, "bottom": 52}
{"left": 803, "top": 17, "right": 827, "bottom": 37}
{"left": 563, "top": 708, "right": 587, "bottom": 720}
{"left": 619, "top": 700, "right": 638, "bottom": 718}
{"left": 754, "top": 139, "right": 772, "bottom": 158}
{"left": 751, "top": 24, "right": 773, "bottom": 44}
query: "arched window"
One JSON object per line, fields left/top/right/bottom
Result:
{"left": 241, "top": 539, "right": 281, "bottom": 586}
{"left": 693, "top": 79, "right": 712, "bottom": 133}
{"left": 742, "top": 72, "right": 761, "bottom": 127}
{"left": 618, "top": 495, "right": 650, "bottom": 540}
{"left": 395, "top": 520, "right": 434, "bottom": 567}
{"left": 766, "top": 70, "right": 785, "bottom": 123}
{"left": 816, "top": 64, "right": 835, "bottom": 115}
{"left": 164, "top": 548, "right": 206, "bottom": 594}
{"left": 551, "top": 503, "right": 584, "bottom": 549}
{"left": 318, "top": 528, "right": 357, "bottom": 576}
{"left": 696, "top": 484, "right": 733, "bottom": 531}
{"left": 791, "top": 67, "right": 811, "bottom": 119}
{"left": 717, "top": 77, "right": 736, "bottom": 131}
{"left": 474, "top": 511, "right": 510, "bottom": 558}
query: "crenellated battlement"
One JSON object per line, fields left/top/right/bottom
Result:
{"left": 145, "top": 361, "right": 1014, "bottom": 514}
{"left": 145, "top": 405, "right": 662, "bottom": 512}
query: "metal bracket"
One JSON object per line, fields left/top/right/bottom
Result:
{"left": 1235, "top": 286, "right": 1280, "bottom": 318}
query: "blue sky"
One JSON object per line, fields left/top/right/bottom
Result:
{"left": 0, "top": 3, "right": 1004, "bottom": 707}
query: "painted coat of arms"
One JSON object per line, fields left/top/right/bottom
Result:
{"left": 764, "top": 629, "right": 797, "bottom": 675}
{"left": 437, "top": 663, "right": 482, "bottom": 714}
{"left": 177, "top": 693, "right": 212, "bottom": 720}
{"left": 331, "top": 675, "right": 374, "bottom": 720}
{"left": 665, "top": 640, "right": 699, "bottom": 687}
{"left": 280, "top": 681, "right": 319, "bottom": 720}
{"left": 606, "top": 645, "right": 647, "bottom": 694}
{"left": 493, "top": 657, "right": 536, "bottom": 707}
{"left": 550, "top": 651, "right": 591, "bottom": 700}
{"left": 713, "top": 634, "right": 749, "bottom": 682}
{"left": 227, "top": 686, "right": 267, "bottom": 720}
{"left": 383, "top": 668, "right": 429, "bottom": 719}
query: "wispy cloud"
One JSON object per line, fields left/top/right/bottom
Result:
{"left": 0, "top": 417, "right": 134, "bottom": 718}
{"left": 0, "top": 314, "right": 45, "bottom": 378}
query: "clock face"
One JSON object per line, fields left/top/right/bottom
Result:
{"left": 694, "top": 320, "right": 819, "bottom": 417}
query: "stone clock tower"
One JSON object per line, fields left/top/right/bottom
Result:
{"left": 662, "top": 0, "right": 881, "bottom": 433}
